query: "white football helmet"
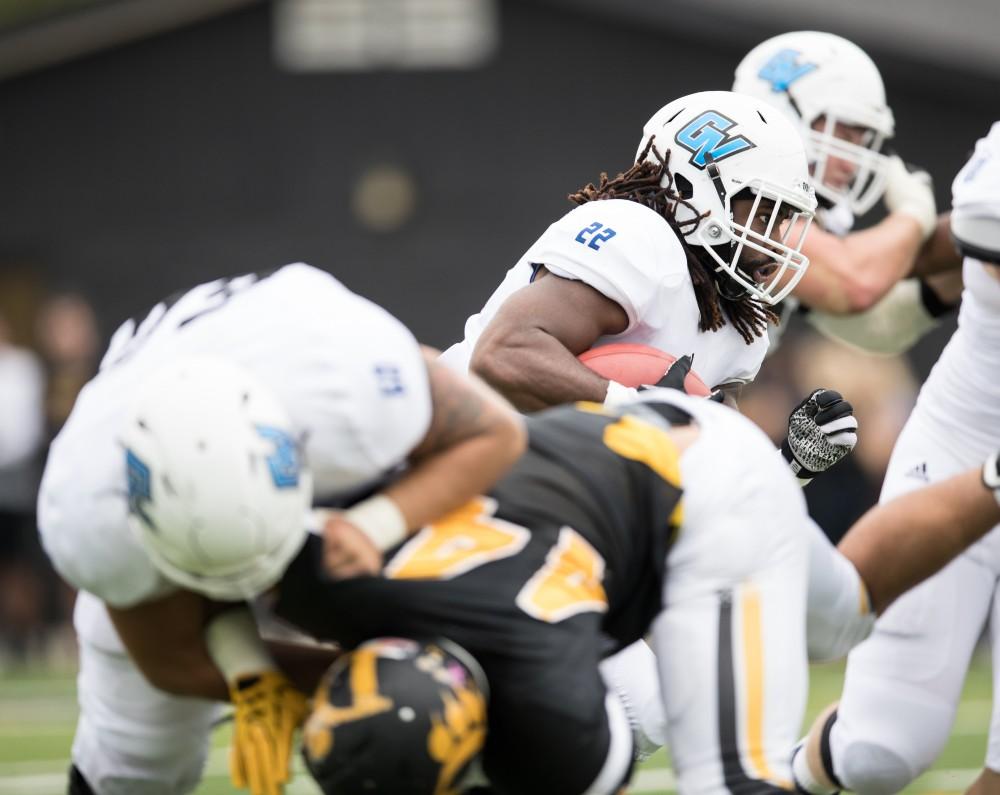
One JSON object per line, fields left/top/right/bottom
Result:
{"left": 121, "top": 356, "right": 312, "bottom": 601}
{"left": 637, "top": 90, "right": 816, "bottom": 304}
{"left": 733, "top": 31, "right": 895, "bottom": 215}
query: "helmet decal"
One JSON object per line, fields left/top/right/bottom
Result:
{"left": 674, "top": 111, "right": 756, "bottom": 169}
{"left": 256, "top": 424, "right": 301, "bottom": 489}
{"left": 125, "top": 448, "right": 156, "bottom": 532}
{"left": 304, "top": 646, "right": 394, "bottom": 763}
{"left": 304, "top": 638, "right": 488, "bottom": 795}
{"left": 428, "top": 681, "right": 487, "bottom": 794}
{"left": 757, "top": 49, "right": 817, "bottom": 93}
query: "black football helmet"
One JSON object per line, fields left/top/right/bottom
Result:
{"left": 303, "top": 637, "right": 488, "bottom": 795}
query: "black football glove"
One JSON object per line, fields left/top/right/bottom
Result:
{"left": 781, "top": 389, "right": 858, "bottom": 485}
{"left": 645, "top": 354, "right": 724, "bottom": 401}
{"left": 651, "top": 354, "right": 694, "bottom": 392}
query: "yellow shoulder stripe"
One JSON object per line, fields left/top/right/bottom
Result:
{"left": 601, "top": 415, "right": 684, "bottom": 527}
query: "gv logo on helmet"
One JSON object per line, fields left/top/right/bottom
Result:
{"left": 674, "top": 111, "right": 756, "bottom": 170}
{"left": 758, "top": 48, "right": 817, "bottom": 92}
{"left": 256, "top": 425, "right": 300, "bottom": 488}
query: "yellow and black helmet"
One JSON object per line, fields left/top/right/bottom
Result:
{"left": 303, "top": 637, "right": 488, "bottom": 795}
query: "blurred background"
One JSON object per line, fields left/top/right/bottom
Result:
{"left": 0, "top": 0, "right": 997, "bottom": 792}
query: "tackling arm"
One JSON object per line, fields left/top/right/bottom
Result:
{"left": 838, "top": 463, "right": 1000, "bottom": 616}
{"left": 469, "top": 269, "right": 628, "bottom": 411}
{"left": 384, "top": 349, "right": 527, "bottom": 529}
{"left": 106, "top": 588, "right": 229, "bottom": 700}
{"left": 323, "top": 349, "right": 527, "bottom": 577}
{"left": 792, "top": 217, "right": 927, "bottom": 314}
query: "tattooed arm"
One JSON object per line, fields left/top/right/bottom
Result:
{"left": 384, "top": 348, "right": 527, "bottom": 528}
{"left": 322, "top": 349, "right": 527, "bottom": 577}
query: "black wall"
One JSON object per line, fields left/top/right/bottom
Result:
{"left": 2, "top": 0, "right": 996, "bottom": 363}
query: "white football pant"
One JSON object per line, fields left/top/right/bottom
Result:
{"left": 71, "top": 591, "right": 220, "bottom": 795}
{"left": 829, "top": 416, "right": 1000, "bottom": 794}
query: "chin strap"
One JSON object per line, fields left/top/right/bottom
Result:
{"left": 703, "top": 152, "right": 750, "bottom": 300}
{"left": 704, "top": 153, "right": 730, "bottom": 209}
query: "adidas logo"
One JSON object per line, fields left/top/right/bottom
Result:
{"left": 904, "top": 462, "right": 929, "bottom": 482}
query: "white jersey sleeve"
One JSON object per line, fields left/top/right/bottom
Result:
{"left": 527, "top": 200, "right": 688, "bottom": 330}
{"left": 296, "top": 290, "right": 432, "bottom": 497}
{"left": 952, "top": 121, "right": 1000, "bottom": 213}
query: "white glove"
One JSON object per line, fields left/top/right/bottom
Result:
{"left": 604, "top": 380, "right": 640, "bottom": 408}
{"left": 781, "top": 389, "right": 859, "bottom": 486}
{"left": 883, "top": 154, "right": 937, "bottom": 241}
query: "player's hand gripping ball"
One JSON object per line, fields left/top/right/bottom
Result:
{"left": 579, "top": 343, "right": 712, "bottom": 396}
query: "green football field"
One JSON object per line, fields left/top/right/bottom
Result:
{"left": 0, "top": 655, "right": 991, "bottom": 794}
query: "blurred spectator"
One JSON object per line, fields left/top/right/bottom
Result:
{"left": 742, "top": 329, "right": 918, "bottom": 544}
{"left": 0, "top": 310, "right": 46, "bottom": 662}
{"left": 31, "top": 293, "right": 102, "bottom": 663}
{"left": 36, "top": 293, "right": 100, "bottom": 437}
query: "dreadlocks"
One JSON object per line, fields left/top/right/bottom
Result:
{"left": 567, "top": 141, "right": 777, "bottom": 344}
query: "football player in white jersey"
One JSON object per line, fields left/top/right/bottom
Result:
{"left": 37, "top": 263, "right": 526, "bottom": 795}
{"left": 440, "top": 88, "right": 874, "bottom": 763}
{"left": 732, "top": 31, "right": 963, "bottom": 356}
{"left": 115, "top": 367, "right": 1000, "bottom": 795}
{"left": 440, "top": 89, "right": 818, "bottom": 409}
{"left": 794, "top": 124, "right": 1000, "bottom": 795}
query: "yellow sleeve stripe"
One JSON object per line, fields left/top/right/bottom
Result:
{"left": 741, "top": 584, "right": 793, "bottom": 790}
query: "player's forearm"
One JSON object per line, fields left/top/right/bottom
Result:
{"left": 149, "top": 652, "right": 230, "bottom": 700}
{"left": 386, "top": 360, "right": 527, "bottom": 529}
{"left": 911, "top": 213, "right": 962, "bottom": 277}
{"left": 107, "top": 591, "right": 230, "bottom": 701}
{"left": 837, "top": 468, "right": 1000, "bottom": 615}
{"left": 470, "top": 328, "right": 610, "bottom": 411}
{"left": 266, "top": 639, "right": 341, "bottom": 694}
{"left": 829, "top": 215, "right": 925, "bottom": 312}
{"left": 386, "top": 414, "right": 526, "bottom": 531}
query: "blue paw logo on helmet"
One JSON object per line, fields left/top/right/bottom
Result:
{"left": 758, "top": 48, "right": 817, "bottom": 92}
{"left": 125, "top": 449, "right": 156, "bottom": 532}
{"left": 674, "top": 111, "right": 756, "bottom": 169}
{"left": 255, "top": 425, "right": 300, "bottom": 489}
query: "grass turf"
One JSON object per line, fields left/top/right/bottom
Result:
{"left": 0, "top": 656, "right": 991, "bottom": 794}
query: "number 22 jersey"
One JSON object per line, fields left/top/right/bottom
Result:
{"left": 440, "top": 199, "right": 770, "bottom": 390}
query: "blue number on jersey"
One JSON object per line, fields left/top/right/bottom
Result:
{"left": 375, "top": 364, "right": 405, "bottom": 396}
{"left": 675, "top": 111, "right": 756, "bottom": 169}
{"left": 575, "top": 222, "right": 617, "bottom": 251}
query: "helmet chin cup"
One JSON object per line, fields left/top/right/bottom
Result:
{"left": 713, "top": 265, "right": 750, "bottom": 301}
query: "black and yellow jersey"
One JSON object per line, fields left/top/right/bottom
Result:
{"left": 275, "top": 399, "right": 688, "bottom": 795}
{"left": 278, "top": 400, "right": 686, "bottom": 656}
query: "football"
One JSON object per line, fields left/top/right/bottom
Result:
{"left": 579, "top": 343, "right": 712, "bottom": 396}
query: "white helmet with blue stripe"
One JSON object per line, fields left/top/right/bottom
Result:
{"left": 121, "top": 355, "right": 312, "bottom": 600}
{"left": 733, "top": 31, "right": 895, "bottom": 215}
{"left": 637, "top": 90, "right": 817, "bottom": 304}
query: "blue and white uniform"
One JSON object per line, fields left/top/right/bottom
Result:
{"left": 39, "top": 264, "right": 432, "bottom": 795}
{"left": 827, "top": 123, "right": 1000, "bottom": 794}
